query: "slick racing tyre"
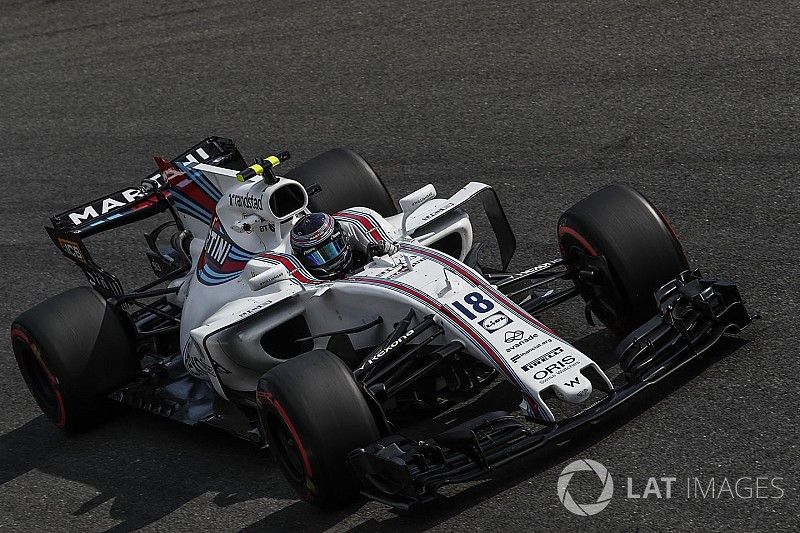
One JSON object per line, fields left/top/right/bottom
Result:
{"left": 257, "top": 349, "right": 380, "bottom": 508}
{"left": 558, "top": 184, "right": 689, "bottom": 335}
{"left": 286, "top": 148, "right": 397, "bottom": 217}
{"left": 11, "top": 286, "right": 139, "bottom": 431}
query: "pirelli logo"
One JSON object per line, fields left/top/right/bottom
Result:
{"left": 204, "top": 230, "right": 231, "bottom": 264}
{"left": 521, "top": 346, "right": 564, "bottom": 372}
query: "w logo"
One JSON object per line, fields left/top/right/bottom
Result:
{"left": 564, "top": 377, "right": 581, "bottom": 387}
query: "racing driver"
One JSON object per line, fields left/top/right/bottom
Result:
{"left": 290, "top": 212, "right": 399, "bottom": 279}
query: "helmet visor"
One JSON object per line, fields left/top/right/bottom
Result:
{"left": 302, "top": 235, "right": 347, "bottom": 267}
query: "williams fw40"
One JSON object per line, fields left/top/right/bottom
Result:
{"left": 11, "top": 137, "right": 752, "bottom": 509}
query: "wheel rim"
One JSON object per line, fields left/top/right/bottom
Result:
{"left": 561, "top": 239, "right": 625, "bottom": 331}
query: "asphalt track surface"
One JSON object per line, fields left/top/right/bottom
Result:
{"left": 1, "top": 1, "right": 798, "bottom": 531}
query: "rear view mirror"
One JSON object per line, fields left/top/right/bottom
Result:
{"left": 399, "top": 184, "right": 436, "bottom": 234}
{"left": 248, "top": 264, "right": 291, "bottom": 291}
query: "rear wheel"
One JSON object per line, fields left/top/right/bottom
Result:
{"left": 286, "top": 148, "right": 397, "bottom": 216}
{"left": 558, "top": 184, "right": 689, "bottom": 334}
{"left": 257, "top": 350, "right": 380, "bottom": 508}
{"left": 11, "top": 287, "right": 139, "bottom": 431}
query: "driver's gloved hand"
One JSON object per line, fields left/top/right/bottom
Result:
{"left": 367, "top": 241, "right": 400, "bottom": 257}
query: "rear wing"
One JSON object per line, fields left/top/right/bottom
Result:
{"left": 46, "top": 136, "right": 246, "bottom": 298}
{"left": 49, "top": 136, "right": 244, "bottom": 235}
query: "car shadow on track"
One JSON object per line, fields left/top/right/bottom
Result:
{"left": 0, "top": 411, "right": 294, "bottom": 532}
{"left": 0, "top": 333, "right": 746, "bottom": 532}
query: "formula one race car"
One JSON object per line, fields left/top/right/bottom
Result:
{"left": 11, "top": 137, "right": 752, "bottom": 509}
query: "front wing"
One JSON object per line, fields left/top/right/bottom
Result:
{"left": 348, "top": 272, "right": 752, "bottom": 509}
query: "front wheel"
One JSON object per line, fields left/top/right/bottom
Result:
{"left": 558, "top": 184, "right": 689, "bottom": 334}
{"left": 257, "top": 350, "right": 380, "bottom": 508}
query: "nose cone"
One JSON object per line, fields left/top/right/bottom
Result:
{"left": 552, "top": 374, "right": 593, "bottom": 404}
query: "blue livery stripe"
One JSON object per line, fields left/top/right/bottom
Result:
{"left": 176, "top": 163, "right": 222, "bottom": 202}
{"left": 171, "top": 192, "right": 212, "bottom": 224}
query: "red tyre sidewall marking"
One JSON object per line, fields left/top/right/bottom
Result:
{"left": 558, "top": 225, "right": 598, "bottom": 256}
{"left": 653, "top": 205, "right": 689, "bottom": 264}
{"left": 257, "top": 391, "right": 315, "bottom": 499}
{"left": 11, "top": 326, "right": 67, "bottom": 428}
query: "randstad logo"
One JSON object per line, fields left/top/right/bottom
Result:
{"left": 557, "top": 459, "right": 614, "bottom": 516}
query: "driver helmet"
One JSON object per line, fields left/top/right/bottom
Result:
{"left": 290, "top": 212, "right": 352, "bottom": 279}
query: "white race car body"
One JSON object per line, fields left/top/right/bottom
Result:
{"left": 168, "top": 158, "right": 608, "bottom": 424}
{"left": 37, "top": 137, "right": 751, "bottom": 508}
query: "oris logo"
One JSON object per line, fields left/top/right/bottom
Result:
{"left": 530, "top": 353, "right": 575, "bottom": 379}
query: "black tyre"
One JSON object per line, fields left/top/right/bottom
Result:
{"left": 257, "top": 350, "right": 380, "bottom": 508}
{"left": 11, "top": 286, "right": 139, "bottom": 431}
{"left": 286, "top": 148, "right": 397, "bottom": 217}
{"left": 558, "top": 184, "right": 689, "bottom": 334}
